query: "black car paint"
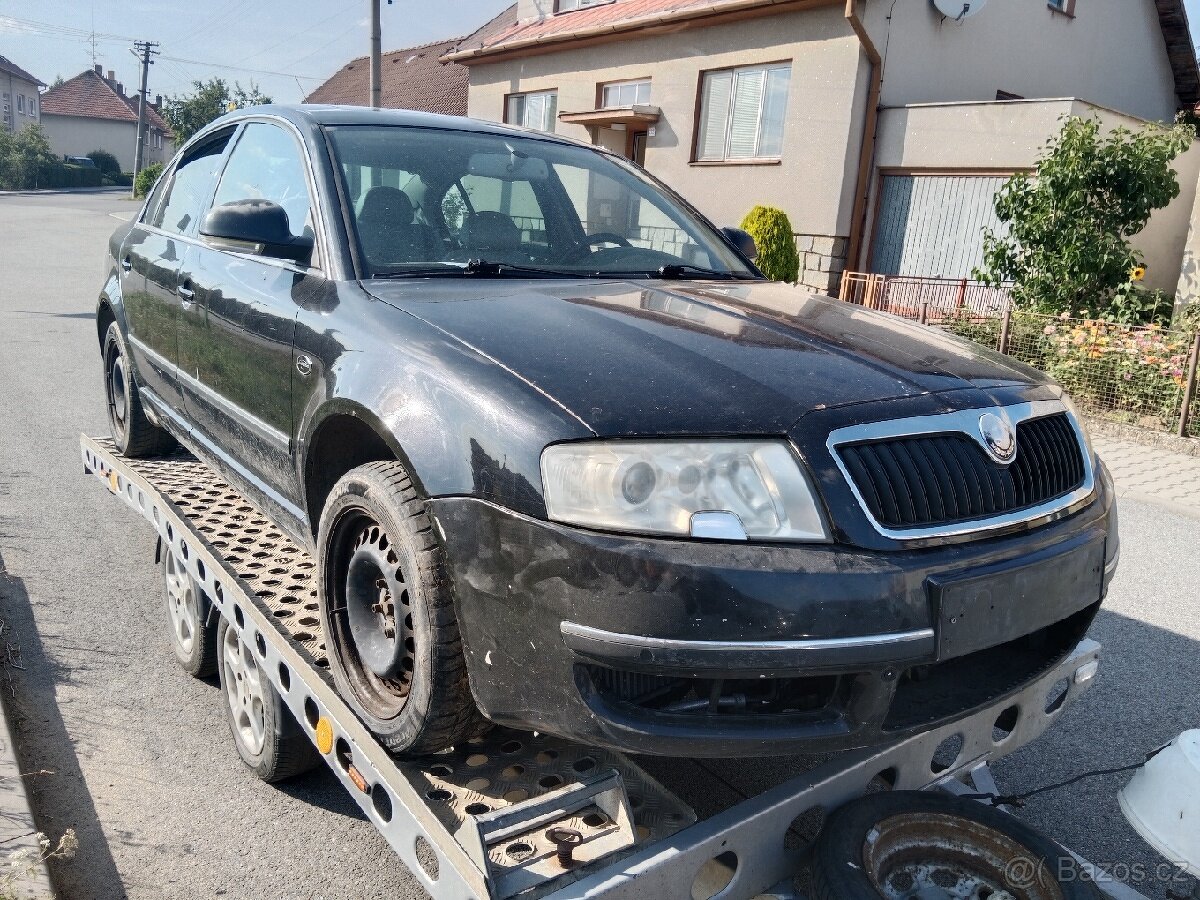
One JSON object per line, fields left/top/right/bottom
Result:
{"left": 98, "top": 105, "right": 1115, "bottom": 756}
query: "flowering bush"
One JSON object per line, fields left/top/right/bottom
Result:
{"left": 1033, "top": 314, "right": 1190, "bottom": 426}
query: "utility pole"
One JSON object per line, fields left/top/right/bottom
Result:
{"left": 369, "top": 0, "right": 381, "bottom": 109}
{"left": 130, "top": 40, "right": 159, "bottom": 197}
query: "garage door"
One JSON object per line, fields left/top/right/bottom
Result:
{"left": 870, "top": 174, "right": 1011, "bottom": 278}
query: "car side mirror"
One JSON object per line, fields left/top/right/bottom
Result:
{"left": 721, "top": 227, "right": 757, "bottom": 261}
{"left": 200, "top": 199, "right": 314, "bottom": 263}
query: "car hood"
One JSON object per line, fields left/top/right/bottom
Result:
{"left": 363, "top": 278, "right": 1046, "bottom": 436}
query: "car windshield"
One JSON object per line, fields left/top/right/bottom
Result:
{"left": 326, "top": 125, "right": 758, "bottom": 279}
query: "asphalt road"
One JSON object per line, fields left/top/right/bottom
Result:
{"left": 0, "top": 191, "right": 1197, "bottom": 899}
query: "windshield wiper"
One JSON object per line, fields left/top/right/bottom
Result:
{"left": 463, "top": 259, "right": 578, "bottom": 278}
{"left": 654, "top": 263, "right": 748, "bottom": 280}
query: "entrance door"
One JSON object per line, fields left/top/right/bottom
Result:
{"left": 628, "top": 130, "right": 647, "bottom": 167}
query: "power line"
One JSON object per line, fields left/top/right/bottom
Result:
{"left": 158, "top": 54, "right": 323, "bottom": 80}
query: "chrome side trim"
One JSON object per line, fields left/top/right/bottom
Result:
{"left": 827, "top": 399, "right": 1096, "bottom": 542}
{"left": 560, "top": 621, "right": 935, "bottom": 653}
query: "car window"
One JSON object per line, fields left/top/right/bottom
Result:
{"left": 210, "top": 122, "right": 314, "bottom": 243}
{"left": 152, "top": 131, "right": 232, "bottom": 236}
{"left": 326, "top": 125, "right": 755, "bottom": 278}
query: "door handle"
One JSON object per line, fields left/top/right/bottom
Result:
{"left": 121, "top": 256, "right": 132, "bottom": 272}
{"left": 177, "top": 284, "right": 195, "bottom": 303}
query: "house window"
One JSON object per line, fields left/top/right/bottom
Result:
{"left": 27, "top": 96, "right": 35, "bottom": 117}
{"left": 601, "top": 80, "right": 651, "bottom": 108}
{"left": 1047, "top": 0, "right": 1075, "bottom": 13}
{"left": 505, "top": 90, "right": 558, "bottom": 132}
{"left": 556, "top": 0, "right": 613, "bottom": 11}
{"left": 695, "top": 63, "right": 791, "bottom": 162}
{"left": 16, "top": 94, "right": 24, "bottom": 114}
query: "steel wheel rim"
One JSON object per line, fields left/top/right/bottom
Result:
{"left": 222, "top": 624, "right": 267, "bottom": 756}
{"left": 164, "top": 551, "right": 198, "bottom": 655}
{"left": 104, "top": 342, "right": 129, "bottom": 439}
{"left": 328, "top": 511, "right": 416, "bottom": 720}
{"left": 864, "top": 812, "right": 1062, "bottom": 900}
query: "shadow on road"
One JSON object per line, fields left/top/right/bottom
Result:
{"left": 0, "top": 548, "right": 126, "bottom": 898}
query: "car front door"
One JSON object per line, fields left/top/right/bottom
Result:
{"left": 177, "top": 121, "right": 320, "bottom": 519}
{"left": 119, "top": 132, "right": 232, "bottom": 416}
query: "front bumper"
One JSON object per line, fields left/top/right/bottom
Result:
{"left": 430, "top": 463, "right": 1116, "bottom": 757}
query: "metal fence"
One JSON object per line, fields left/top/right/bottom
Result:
{"left": 839, "top": 272, "right": 1200, "bottom": 438}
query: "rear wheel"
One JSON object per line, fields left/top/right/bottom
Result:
{"left": 217, "top": 618, "right": 319, "bottom": 782}
{"left": 317, "top": 460, "right": 485, "bottom": 756}
{"left": 103, "top": 321, "right": 175, "bottom": 457}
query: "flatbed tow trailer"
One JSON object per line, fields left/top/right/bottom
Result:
{"left": 82, "top": 433, "right": 1108, "bottom": 900}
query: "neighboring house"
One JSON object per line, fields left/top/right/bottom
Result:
{"left": 40, "top": 66, "right": 174, "bottom": 173}
{"left": 444, "top": 0, "right": 1200, "bottom": 295}
{"left": 305, "top": 9, "right": 516, "bottom": 113}
{"left": 1, "top": 54, "right": 44, "bottom": 134}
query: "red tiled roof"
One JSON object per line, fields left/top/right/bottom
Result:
{"left": 0, "top": 54, "right": 44, "bottom": 87}
{"left": 305, "top": 37, "right": 471, "bottom": 114}
{"left": 446, "top": 0, "right": 739, "bottom": 60}
{"left": 40, "top": 69, "right": 172, "bottom": 136}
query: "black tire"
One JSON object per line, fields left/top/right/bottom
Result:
{"left": 161, "top": 547, "right": 218, "bottom": 678}
{"left": 811, "top": 791, "right": 1098, "bottom": 900}
{"left": 316, "top": 460, "right": 486, "bottom": 756}
{"left": 102, "top": 321, "right": 175, "bottom": 457}
{"left": 216, "top": 618, "right": 319, "bottom": 783}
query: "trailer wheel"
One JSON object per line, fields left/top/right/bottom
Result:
{"left": 217, "top": 618, "right": 318, "bottom": 783}
{"left": 102, "top": 322, "right": 175, "bottom": 458}
{"left": 810, "top": 791, "right": 1098, "bottom": 900}
{"left": 317, "top": 460, "right": 486, "bottom": 756}
{"left": 162, "top": 547, "right": 217, "bottom": 678}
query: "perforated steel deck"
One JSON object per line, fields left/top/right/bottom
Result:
{"left": 90, "top": 439, "right": 694, "bottom": 862}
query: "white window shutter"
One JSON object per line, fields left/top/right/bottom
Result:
{"left": 728, "top": 69, "right": 765, "bottom": 158}
{"left": 697, "top": 71, "right": 733, "bottom": 161}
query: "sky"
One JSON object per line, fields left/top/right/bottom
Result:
{"left": 0, "top": 0, "right": 513, "bottom": 104}
{"left": 2, "top": 0, "right": 1200, "bottom": 105}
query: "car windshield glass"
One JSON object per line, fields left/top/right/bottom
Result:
{"left": 326, "top": 125, "right": 758, "bottom": 279}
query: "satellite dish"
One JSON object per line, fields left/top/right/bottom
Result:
{"left": 932, "top": 0, "right": 987, "bottom": 20}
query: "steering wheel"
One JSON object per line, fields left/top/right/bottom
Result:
{"left": 562, "top": 231, "right": 632, "bottom": 263}
{"left": 584, "top": 232, "right": 631, "bottom": 248}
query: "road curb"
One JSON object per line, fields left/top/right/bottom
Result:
{"left": 0, "top": 690, "right": 54, "bottom": 898}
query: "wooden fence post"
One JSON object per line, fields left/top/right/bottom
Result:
{"left": 955, "top": 278, "right": 967, "bottom": 311}
{"left": 1177, "top": 330, "right": 1200, "bottom": 437}
{"left": 998, "top": 305, "right": 1013, "bottom": 355}
{"left": 919, "top": 301, "right": 929, "bottom": 325}
{"left": 838, "top": 270, "right": 849, "bottom": 301}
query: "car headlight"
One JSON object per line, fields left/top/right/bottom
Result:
{"left": 540, "top": 440, "right": 829, "bottom": 541}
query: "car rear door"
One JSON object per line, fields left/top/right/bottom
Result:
{"left": 177, "top": 120, "right": 320, "bottom": 515}
{"left": 120, "top": 130, "right": 234, "bottom": 419}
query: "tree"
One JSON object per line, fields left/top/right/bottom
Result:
{"left": 0, "top": 123, "right": 59, "bottom": 190}
{"left": 87, "top": 149, "right": 121, "bottom": 176}
{"left": 740, "top": 205, "right": 800, "bottom": 282}
{"left": 161, "top": 78, "right": 272, "bottom": 143}
{"left": 975, "top": 116, "right": 1194, "bottom": 318}
{"left": 51, "top": 74, "right": 65, "bottom": 89}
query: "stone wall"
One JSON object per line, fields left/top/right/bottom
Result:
{"left": 794, "top": 234, "right": 847, "bottom": 295}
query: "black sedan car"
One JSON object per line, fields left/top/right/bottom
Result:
{"left": 98, "top": 105, "right": 1117, "bottom": 758}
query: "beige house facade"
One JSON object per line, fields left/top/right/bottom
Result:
{"left": 1, "top": 55, "right": 44, "bottom": 135}
{"left": 40, "top": 67, "right": 174, "bottom": 173}
{"left": 446, "top": 0, "right": 1198, "bottom": 295}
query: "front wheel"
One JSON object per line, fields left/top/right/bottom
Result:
{"left": 316, "top": 460, "right": 485, "bottom": 756}
{"left": 102, "top": 321, "right": 175, "bottom": 458}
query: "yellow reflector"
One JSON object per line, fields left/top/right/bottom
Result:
{"left": 315, "top": 717, "right": 334, "bottom": 755}
{"left": 107, "top": 471, "right": 119, "bottom": 493}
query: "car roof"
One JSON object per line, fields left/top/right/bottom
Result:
{"left": 199, "top": 104, "right": 593, "bottom": 151}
